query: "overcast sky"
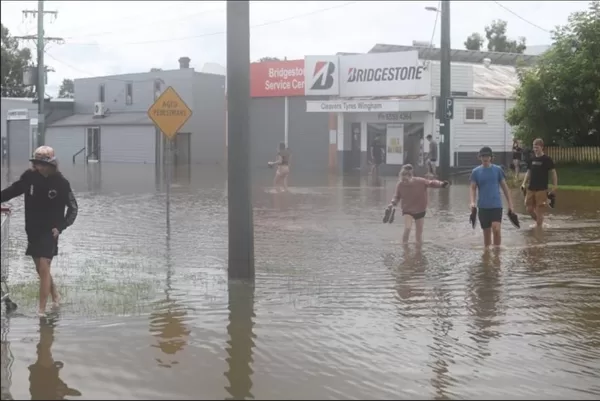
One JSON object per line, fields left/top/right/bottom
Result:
{"left": 0, "top": 1, "right": 590, "bottom": 97}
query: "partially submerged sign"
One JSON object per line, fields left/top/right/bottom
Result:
{"left": 147, "top": 86, "right": 192, "bottom": 140}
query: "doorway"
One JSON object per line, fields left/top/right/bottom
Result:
{"left": 86, "top": 127, "right": 101, "bottom": 162}
{"left": 7, "top": 119, "right": 31, "bottom": 168}
{"left": 366, "top": 123, "right": 387, "bottom": 165}
{"left": 403, "top": 123, "right": 424, "bottom": 166}
{"left": 350, "top": 122, "right": 361, "bottom": 170}
{"left": 173, "top": 132, "right": 191, "bottom": 183}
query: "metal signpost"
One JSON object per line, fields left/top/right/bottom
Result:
{"left": 147, "top": 86, "right": 193, "bottom": 238}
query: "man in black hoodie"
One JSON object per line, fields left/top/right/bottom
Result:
{"left": 1, "top": 146, "right": 78, "bottom": 317}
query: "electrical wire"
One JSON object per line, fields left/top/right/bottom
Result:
{"left": 61, "top": 6, "right": 225, "bottom": 40}
{"left": 64, "top": 2, "right": 357, "bottom": 47}
{"left": 492, "top": 1, "right": 551, "bottom": 33}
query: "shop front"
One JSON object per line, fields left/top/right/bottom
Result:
{"left": 306, "top": 99, "right": 433, "bottom": 175}
{"left": 304, "top": 51, "right": 433, "bottom": 175}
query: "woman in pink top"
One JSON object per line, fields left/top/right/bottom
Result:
{"left": 388, "top": 164, "right": 449, "bottom": 244}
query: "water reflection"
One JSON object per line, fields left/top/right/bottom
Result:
{"left": 28, "top": 316, "right": 82, "bottom": 400}
{"left": 224, "top": 280, "right": 256, "bottom": 401}
{"left": 0, "top": 163, "right": 598, "bottom": 400}
{"left": 1, "top": 315, "right": 14, "bottom": 400}
{"left": 428, "top": 260, "right": 456, "bottom": 400}
{"left": 85, "top": 163, "right": 102, "bottom": 193}
{"left": 388, "top": 245, "right": 427, "bottom": 305}
{"left": 149, "top": 239, "right": 190, "bottom": 368}
{"left": 466, "top": 248, "right": 503, "bottom": 361}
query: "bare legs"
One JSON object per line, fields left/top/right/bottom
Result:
{"left": 482, "top": 221, "right": 502, "bottom": 247}
{"left": 527, "top": 205, "right": 545, "bottom": 227}
{"left": 402, "top": 215, "right": 425, "bottom": 245}
{"left": 34, "top": 257, "right": 60, "bottom": 315}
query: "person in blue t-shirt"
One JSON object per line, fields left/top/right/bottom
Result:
{"left": 469, "top": 146, "right": 514, "bottom": 247}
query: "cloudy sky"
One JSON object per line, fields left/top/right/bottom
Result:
{"left": 0, "top": 0, "right": 590, "bottom": 96}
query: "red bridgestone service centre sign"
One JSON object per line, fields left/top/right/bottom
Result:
{"left": 250, "top": 59, "right": 305, "bottom": 98}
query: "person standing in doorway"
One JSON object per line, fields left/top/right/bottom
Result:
{"left": 370, "top": 133, "right": 384, "bottom": 177}
{"left": 512, "top": 139, "right": 523, "bottom": 177}
{"left": 469, "top": 146, "right": 514, "bottom": 247}
{"left": 425, "top": 135, "right": 438, "bottom": 177}
{"left": 521, "top": 138, "right": 557, "bottom": 228}
{"left": 0, "top": 146, "right": 78, "bottom": 317}
{"left": 268, "top": 142, "right": 291, "bottom": 193}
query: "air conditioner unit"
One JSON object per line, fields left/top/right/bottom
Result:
{"left": 94, "top": 102, "right": 105, "bottom": 117}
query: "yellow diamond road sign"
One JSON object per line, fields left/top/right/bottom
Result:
{"left": 147, "top": 86, "right": 193, "bottom": 140}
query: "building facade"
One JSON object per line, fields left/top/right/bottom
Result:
{"left": 1, "top": 97, "right": 74, "bottom": 167}
{"left": 249, "top": 46, "right": 540, "bottom": 175}
{"left": 45, "top": 57, "right": 226, "bottom": 166}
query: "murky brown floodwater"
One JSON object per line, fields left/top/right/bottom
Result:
{"left": 1, "top": 164, "right": 600, "bottom": 400}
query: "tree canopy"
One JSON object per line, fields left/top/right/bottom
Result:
{"left": 506, "top": 1, "right": 600, "bottom": 146}
{"left": 58, "top": 78, "right": 74, "bottom": 98}
{"left": 257, "top": 57, "right": 281, "bottom": 62}
{"left": 1, "top": 23, "right": 35, "bottom": 97}
{"left": 464, "top": 20, "right": 526, "bottom": 53}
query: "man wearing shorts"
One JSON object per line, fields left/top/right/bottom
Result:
{"left": 521, "top": 138, "right": 557, "bottom": 228}
{"left": 469, "top": 146, "right": 514, "bottom": 247}
{"left": 425, "top": 134, "right": 438, "bottom": 177}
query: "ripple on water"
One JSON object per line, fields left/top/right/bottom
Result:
{"left": 1, "top": 168, "right": 600, "bottom": 400}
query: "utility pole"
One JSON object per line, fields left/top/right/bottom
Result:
{"left": 226, "top": 1, "right": 255, "bottom": 280}
{"left": 439, "top": 0, "right": 452, "bottom": 180}
{"left": 15, "top": 1, "right": 63, "bottom": 147}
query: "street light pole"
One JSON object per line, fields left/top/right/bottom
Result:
{"left": 439, "top": 0, "right": 452, "bottom": 180}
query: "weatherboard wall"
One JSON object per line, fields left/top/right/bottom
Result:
{"left": 70, "top": 69, "right": 225, "bottom": 165}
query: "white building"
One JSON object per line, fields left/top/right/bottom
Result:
{"left": 303, "top": 44, "right": 541, "bottom": 174}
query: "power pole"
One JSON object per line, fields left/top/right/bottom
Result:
{"left": 15, "top": 1, "right": 63, "bottom": 147}
{"left": 226, "top": 0, "right": 255, "bottom": 281}
{"left": 439, "top": 0, "right": 451, "bottom": 180}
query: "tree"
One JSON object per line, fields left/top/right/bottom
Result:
{"left": 485, "top": 20, "right": 527, "bottom": 53}
{"left": 1, "top": 23, "right": 35, "bottom": 97}
{"left": 58, "top": 78, "right": 74, "bottom": 98}
{"left": 506, "top": 1, "right": 600, "bottom": 146}
{"left": 463, "top": 20, "right": 526, "bottom": 53}
{"left": 258, "top": 57, "right": 280, "bottom": 62}
{"left": 464, "top": 33, "right": 484, "bottom": 51}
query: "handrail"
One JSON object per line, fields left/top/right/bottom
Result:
{"left": 85, "top": 146, "right": 100, "bottom": 163}
{"left": 72, "top": 147, "right": 86, "bottom": 164}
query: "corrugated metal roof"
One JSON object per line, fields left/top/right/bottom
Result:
{"left": 471, "top": 63, "right": 519, "bottom": 98}
{"left": 48, "top": 112, "right": 153, "bottom": 127}
{"left": 369, "top": 44, "right": 540, "bottom": 67}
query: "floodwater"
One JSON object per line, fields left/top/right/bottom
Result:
{"left": 1, "top": 163, "right": 599, "bottom": 400}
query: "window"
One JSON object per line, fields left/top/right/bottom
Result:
{"left": 465, "top": 107, "right": 484, "bottom": 122}
{"left": 98, "top": 84, "right": 105, "bottom": 102}
{"left": 125, "top": 82, "right": 133, "bottom": 105}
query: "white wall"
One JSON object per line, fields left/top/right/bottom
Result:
{"left": 451, "top": 97, "right": 514, "bottom": 161}
{"left": 46, "top": 126, "right": 84, "bottom": 164}
{"left": 429, "top": 62, "right": 474, "bottom": 97}
{"left": 46, "top": 124, "right": 155, "bottom": 164}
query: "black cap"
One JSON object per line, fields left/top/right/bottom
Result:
{"left": 479, "top": 146, "right": 493, "bottom": 157}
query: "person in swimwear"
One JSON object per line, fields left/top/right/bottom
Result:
{"left": 387, "top": 164, "right": 449, "bottom": 245}
{"left": 268, "top": 142, "right": 291, "bottom": 193}
{"left": 0, "top": 146, "right": 78, "bottom": 317}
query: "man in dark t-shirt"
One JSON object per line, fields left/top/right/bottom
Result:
{"left": 521, "top": 138, "right": 558, "bottom": 228}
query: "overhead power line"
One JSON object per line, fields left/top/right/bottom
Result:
{"left": 64, "top": 2, "right": 358, "bottom": 47}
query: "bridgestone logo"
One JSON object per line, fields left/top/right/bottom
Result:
{"left": 347, "top": 66, "right": 424, "bottom": 83}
